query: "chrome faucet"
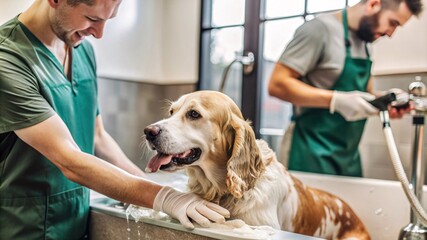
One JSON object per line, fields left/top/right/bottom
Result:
{"left": 219, "top": 52, "right": 255, "bottom": 93}
{"left": 399, "top": 76, "right": 427, "bottom": 240}
{"left": 409, "top": 77, "right": 427, "bottom": 114}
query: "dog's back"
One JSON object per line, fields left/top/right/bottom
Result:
{"left": 213, "top": 139, "right": 370, "bottom": 240}
{"left": 289, "top": 174, "right": 370, "bottom": 239}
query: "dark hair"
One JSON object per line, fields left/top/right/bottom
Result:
{"left": 66, "top": 0, "right": 94, "bottom": 7}
{"left": 404, "top": 0, "right": 424, "bottom": 16}
{"left": 358, "top": 0, "right": 423, "bottom": 16}
{"left": 382, "top": 0, "right": 423, "bottom": 16}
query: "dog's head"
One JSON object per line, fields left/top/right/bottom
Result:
{"left": 144, "top": 90, "right": 265, "bottom": 199}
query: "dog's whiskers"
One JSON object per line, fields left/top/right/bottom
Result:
{"left": 139, "top": 139, "right": 156, "bottom": 164}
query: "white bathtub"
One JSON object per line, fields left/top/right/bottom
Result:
{"left": 292, "top": 171, "right": 427, "bottom": 240}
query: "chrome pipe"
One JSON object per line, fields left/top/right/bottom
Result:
{"left": 410, "top": 117, "right": 425, "bottom": 224}
{"left": 219, "top": 52, "right": 255, "bottom": 93}
{"left": 399, "top": 76, "right": 427, "bottom": 240}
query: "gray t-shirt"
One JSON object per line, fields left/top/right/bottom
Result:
{"left": 278, "top": 12, "right": 370, "bottom": 116}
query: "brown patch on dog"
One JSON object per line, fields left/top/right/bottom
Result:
{"left": 291, "top": 175, "right": 370, "bottom": 239}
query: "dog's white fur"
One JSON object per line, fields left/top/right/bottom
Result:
{"left": 144, "top": 90, "right": 370, "bottom": 240}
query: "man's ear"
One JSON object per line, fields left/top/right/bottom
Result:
{"left": 48, "top": 0, "right": 60, "bottom": 8}
{"left": 367, "top": 0, "right": 382, "bottom": 14}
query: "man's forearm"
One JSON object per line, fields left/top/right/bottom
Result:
{"left": 65, "top": 150, "right": 159, "bottom": 208}
{"left": 94, "top": 130, "right": 146, "bottom": 177}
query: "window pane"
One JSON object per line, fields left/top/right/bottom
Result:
{"left": 261, "top": 18, "right": 304, "bottom": 131}
{"left": 265, "top": 0, "right": 305, "bottom": 19}
{"left": 260, "top": 61, "right": 293, "bottom": 130}
{"left": 305, "top": 14, "right": 315, "bottom": 21}
{"left": 307, "top": 0, "right": 345, "bottom": 13}
{"left": 199, "top": 27, "right": 244, "bottom": 107}
{"left": 348, "top": 0, "right": 360, "bottom": 6}
{"left": 263, "top": 17, "right": 304, "bottom": 62}
{"left": 212, "top": 0, "right": 245, "bottom": 27}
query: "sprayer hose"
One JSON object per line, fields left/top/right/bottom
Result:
{"left": 384, "top": 126, "right": 427, "bottom": 225}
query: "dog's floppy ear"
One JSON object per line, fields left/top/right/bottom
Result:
{"left": 226, "top": 113, "right": 265, "bottom": 199}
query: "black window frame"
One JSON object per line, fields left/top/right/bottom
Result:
{"left": 198, "top": 0, "right": 352, "bottom": 138}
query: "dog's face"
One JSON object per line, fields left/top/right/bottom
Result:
{"left": 144, "top": 91, "right": 236, "bottom": 172}
{"left": 144, "top": 90, "right": 265, "bottom": 199}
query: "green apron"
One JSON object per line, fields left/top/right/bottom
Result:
{"left": 0, "top": 18, "right": 98, "bottom": 239}
{"left": 288, "top": 9, "right": 372, "bottom": 177}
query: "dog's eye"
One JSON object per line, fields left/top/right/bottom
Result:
{"left": 187, "top": 110, "right": 201, "bottom": 120}
{"left": 169, "top": 110, "right": 173, "bottom": 116}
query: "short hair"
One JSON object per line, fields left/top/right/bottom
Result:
{"left": 402, "top": 0, "right": 423, "bottom": 16}
{"left": 66, "top": 0, "right": 95, "bottom": 7}
{"left": 363, "top": 0, "right": 424, "bottom": 16}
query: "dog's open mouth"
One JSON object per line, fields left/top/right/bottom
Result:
{"left": 145, "top": 148, "right": 202, "bottom": 172}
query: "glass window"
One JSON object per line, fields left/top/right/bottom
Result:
{"left": 263, "top": 17, "right": 304, "bottom": 62}
{"left": 307, "top": 0, "right": 345, "bottom": 13}
{"left": 265, "top": 0, "right": 305, "bottom": 19}
{"left": 200, "top": 0, "right": 352, "bottom": 138}
{"left": 200, "top": 27, "right": 244, "bottom": 106}
{"left": 212, "top": 0, "right": 245, "bottom": 27}
{"left": 348, "top": 0, "right": 361, "bottom": 6}
{"left": 261, "top": 18, "right": 304, "bottom": 130}
{"left": 305, "top": 14, "right": 316, "bottom": 21}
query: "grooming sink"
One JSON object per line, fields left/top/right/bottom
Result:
{"left": 89, "top": 171, "right": 321, "bottom": 240}
{"left": 89, "top": 196, "right": 322, "bottom": 240}
{"left": 89, "top": 171, "right": 426, "bottom": 239}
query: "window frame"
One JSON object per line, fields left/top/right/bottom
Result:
{"left": 198, "top": 0, "right": 353, "bottom": 138}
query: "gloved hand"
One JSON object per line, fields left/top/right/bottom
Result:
{"left": 329, "top": 90, "right": 379, "bottom": 121}
{"left": 153, "top": 186, "right": 230, "bottom": 229}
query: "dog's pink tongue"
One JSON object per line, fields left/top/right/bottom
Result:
{"left": 145, "top": 153, "right": 172, "bottom": 173}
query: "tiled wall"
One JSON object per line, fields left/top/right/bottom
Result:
{"left": 97, "top": 77, "right": 195, "bottom": 170}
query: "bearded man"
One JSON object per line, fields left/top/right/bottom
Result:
{"left": 268, "top": 0, "right": 423, "bottom": 177}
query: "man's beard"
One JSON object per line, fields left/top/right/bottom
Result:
{"left": 51, "top": 17, "right": 78, "bottom": 47}
{"left": 356, "top": 12, "right": 380, "bottom": 43}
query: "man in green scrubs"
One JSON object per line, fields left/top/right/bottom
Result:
{"left": 0, "top": 0, "right": 229, "bottom": 239}
{"left": 268, "top": 0, "right": 423, "bottom": 177}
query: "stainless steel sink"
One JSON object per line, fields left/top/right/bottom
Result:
{"left": 90, "top": 197, "right": 129, "bottom": 219}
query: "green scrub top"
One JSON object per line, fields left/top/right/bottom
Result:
{"left": 0, "top": 16, "right": 98, "bottom": 239}
{"left": 288, "top": 9, "right": 372, "bottom": 177}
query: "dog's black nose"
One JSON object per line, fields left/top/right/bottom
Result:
{"left": 144, "top": 125, "right": 161, "bottom": 140}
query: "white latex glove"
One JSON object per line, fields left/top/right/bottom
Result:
{"left": 330, "top": 90, "right": 379, "bottom": 121}
{"left": 153, "top": 186, "right": 230, "bottom": 229}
